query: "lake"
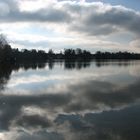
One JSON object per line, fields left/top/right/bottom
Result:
{"left": 0, "top": 60, "right": 140, "bottom": 140}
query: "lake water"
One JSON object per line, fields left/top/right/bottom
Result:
{"left": 0, "top": 60, "right": 140, "bottom": 140}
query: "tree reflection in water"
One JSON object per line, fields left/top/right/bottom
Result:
{"left": 0, "top": 60, "right": 140, "bottom": 140}
{"left": 0, "top": 64, "right": 12, "bottom": 90}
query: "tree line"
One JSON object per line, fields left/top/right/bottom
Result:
{"left": 1, "top": 34, "right": 140, "bottom": 64}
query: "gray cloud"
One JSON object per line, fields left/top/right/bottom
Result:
{"left": 0, "top": 9, "right": 70, "bottom": 23}
{"left": 0, "top": 93, "right": 71, "bottom": 130}
{"left": 0, "top": 1, "right": 140, "bottom": 37}
{"left": 63, "top": 79, "right": 140, "bottom": 113}
{"left": 0, "top": 0, "right": 71, "bottom": 23}
{"left": 65, "top": 3, "right": 140, "bottom": 36}
{"left": 1, "top": 62, "right": 140, "bottom": 139}
{"left": 16, "top": 114, "right": 51, "bottom": 128}
{"left": 1, "top": 78, "right": 140, "bottom": 131}
{"left": 86, "top": 6, "right": 140, "bottom": 35}
{"left": 54, "top": 104, "right": 140, "bottom": 140}
{"left": 15, "top": 130, "right": 64, "bottom": 140}
{"left": 0, "top": 60, "right": 140, "bottom": 133}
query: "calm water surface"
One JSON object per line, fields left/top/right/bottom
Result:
{"left": 0, "top": 60, "right": 140, "bottom": 140}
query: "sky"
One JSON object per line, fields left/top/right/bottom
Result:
{"left": 0, "top": 0, "right": 140, "bottom": 53}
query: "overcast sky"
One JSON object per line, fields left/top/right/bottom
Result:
{"left": 0, "top": 0, "right": 140, "bottom": 52}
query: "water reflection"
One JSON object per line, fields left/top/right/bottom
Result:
{"left": 0, "top": 64, "right": 13, "bottom": 90}
{"left": 95, "top": 60, "right": 139, "bottom": 67}
{"left": 64, "top": 60, "right": 91, "bottom": 70}
{"left": 0, "top": 60, "right": 140, "bottom": 140}
{"left": 0, "top": 63, "right": 46, "bottom": 91}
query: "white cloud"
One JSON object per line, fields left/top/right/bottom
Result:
{"left": 19, "top": 0, "right": 56, "bottom": 12}
{"left": 0, "top": 0, "right": 140, "bottom": 52}
{"left": 130, "top": 39, "right": 140, "bottom": 48}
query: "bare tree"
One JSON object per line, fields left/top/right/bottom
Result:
{"left": 0, "top": 34, "right": 8, "bottom": 48}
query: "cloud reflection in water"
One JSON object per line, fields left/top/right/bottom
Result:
{"left": 0, "top": 61, "right": 140, "bottom": 140}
